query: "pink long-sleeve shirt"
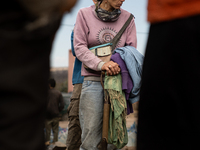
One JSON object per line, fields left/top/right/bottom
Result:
{"left": 74, "top": 5, "right": 137, "bottom": 77}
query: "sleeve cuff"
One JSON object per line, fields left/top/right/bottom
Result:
{"left": 97, "top": 61, "right": 105, "bottom": 71}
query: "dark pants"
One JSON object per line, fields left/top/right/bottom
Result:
{"left": 45, "top": 117, "right": 60, "bottom": 143}
{"left": 137, "top": 14, "right": 200, "bottom": 150}
{"left": 66, "top": 84, "right": 82, "bottom": 150}
{"left": 0, "top": 37, "right": 52, "bottom": 150}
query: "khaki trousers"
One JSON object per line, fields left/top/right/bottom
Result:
{"left": 66, "top": 84, "right": 82, "bottom": 150}
{"left": 45, "top": 117, "right": 60, "bottom": 143}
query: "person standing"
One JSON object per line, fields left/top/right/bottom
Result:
{"left": 45, "top": 79, "right": 64, "bottom": 146}
{"left": 137, "top": 0, "right": 200, "bottom": 150}
{"left": 74, "top": 0, "right": 137, "bottom": 149}
{"left": 65, "top": 27, "right": 84, "bottom": 150}
{"left": 66, "top": 1, "right": 98, "bottom": 150}
{"left": 0, "top": 0, "right": 77, "bottom": 150}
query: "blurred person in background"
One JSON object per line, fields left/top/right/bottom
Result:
{"left": 45, "top": 79, "right": 64, "bottom": 146}
{"left": 137, "top": 0, "right": 200, "bottom": 150}
{"left": 0, "top": 0, "right": 77, "bottom": 150}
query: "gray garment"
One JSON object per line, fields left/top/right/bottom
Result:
{"left": 79, "top": 81, "right": 120, "bottom": 150}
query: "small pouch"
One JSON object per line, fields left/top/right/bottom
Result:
{"left": 90, "top": 43, "right": 112, "bottom": 57}
{"left": 83, "top": 43, "right": 113, "bottom": 72}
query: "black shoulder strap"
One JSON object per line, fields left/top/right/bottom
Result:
{"left": 111, "top": 14, "right": 134, "bottom": 51}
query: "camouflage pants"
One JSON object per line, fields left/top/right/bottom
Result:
{"left": 66, "top": 84, "right": 82, "bottom": 150}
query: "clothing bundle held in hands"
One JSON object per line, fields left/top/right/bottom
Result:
{"left": 114, "top": 46, "right": 144, "bottom": 104}
{"left": 104, "top": 46, "right": 143, "bottom": 149}
{"left": 104, "top": 73, "right": 128, "bottom": 149}
{"left": 111, "top": 52, "right": 134, "bottom": 115}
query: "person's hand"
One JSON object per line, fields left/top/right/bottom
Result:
{"left": 101, "top": 61, "right": 121, "bottom": 76}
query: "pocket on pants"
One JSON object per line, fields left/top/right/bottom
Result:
{"left": 71, "top": 83, "right": 82, "bottom": 99}
{"left": 67, "top": 99, "right": 79, "bottom": 117}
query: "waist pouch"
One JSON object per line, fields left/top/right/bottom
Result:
{"left": 83, "top": 43, "right": 113, "bottom": 72}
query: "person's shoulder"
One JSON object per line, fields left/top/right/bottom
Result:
{"left": 78, "top": 5, "right": 95, "bottom": 14}
{"left": 120, "top": 8, "right": 134, "bottom": 20}
{"left": 120, "top": 8, "right": 131, "bottom": 15}
{"left": 120, "top": 9, "right": 135, "bottom": 22}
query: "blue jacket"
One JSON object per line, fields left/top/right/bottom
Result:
{"left": 71, "top": 30, "right": 84, "bottom": 84}
{"left": 114, "top": 46, "right": 144, "bottom": 104}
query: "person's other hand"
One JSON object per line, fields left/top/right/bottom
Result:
{"left": 101, "top": 61, "right": 121, "bottom": 76}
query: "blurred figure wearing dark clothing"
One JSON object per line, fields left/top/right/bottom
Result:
{"left": 45, "top": 79, "right": 64, "bottom": 145}
{"left": 0, "top": 0, "right": 77, "bottom": 150}
{"left": 137, "top": 1, "right": 200, "bottom": 150}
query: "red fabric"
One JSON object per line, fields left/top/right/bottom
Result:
{"left": 148, "top": 0, "right": 200, "bottom": 23}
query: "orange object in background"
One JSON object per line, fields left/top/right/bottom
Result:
{"left": 148, "top": 0, "right": 200, "bottom": 23}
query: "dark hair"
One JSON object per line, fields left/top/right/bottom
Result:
{"left": 48, "top": 78, "right": 56, "bottom": 88}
